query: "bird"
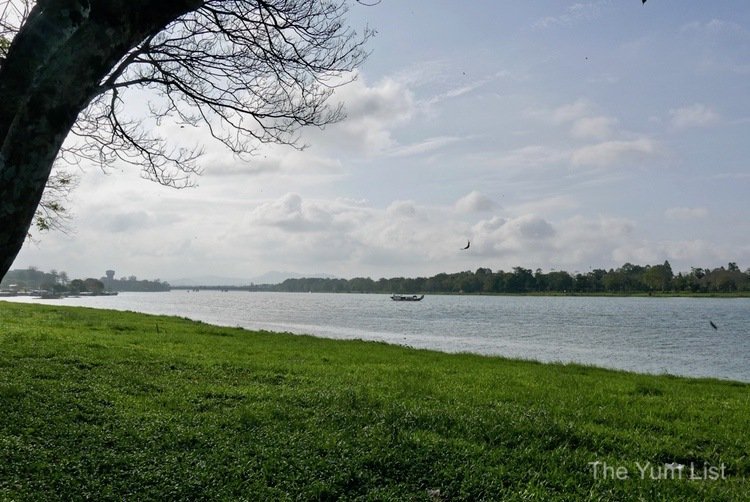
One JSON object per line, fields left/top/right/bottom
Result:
{"left": 461, "top": 241, "right": 470, "bottom": 250}
{"left": 642, "top": 0, "right": 646, "bottom": 4}
{"left": 709, "top": 321, "right": 718, "bottom": 330}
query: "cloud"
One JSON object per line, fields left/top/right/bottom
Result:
{"left": 679, "top": 20, "right": 750, "bottom": 75}
{"left": 492, "top": 145, "right": 568, "bottom": 170}
{"left": 248, "top": 193, "right": 336, "bottom": 233}
{"left": 665, "top": 207, "right": 708, "bottom": 220}
{"left": 570, "top": 116, "right": 618, "bottom": 140}
{"left": 18, "top": 179, "right": 740, "bottom": 281}
{"left": 533, "top": 1, "right": 608, "bottom": 29}
{"left": 655, "top": 240, "right": 727, "bottom": 263}
{"left": 424, "top": 70, "right": 515, "bottom": 106}
{"left": 612, "top": 239, "right": 725, "bottom": 267}
{"left": 470, "top": 214, "right": 557, "bottom": 257}
{"left": 681, "top": 19, "right": 749, "bottom": 38}
{"left": 455, "top": 191, "right": 494, "bottom": 213}
{"left": 106, "top": 211, "right": 153, "bottom": 233}
{"left": 323, "top": 74, "right": 416, "bottom": 155}
{"left": 387, "top": 136, "right": 462, "bottom": 157}
{"left": 529, "top": 98, "right": 593, "bottom": 124}
{"left": 527, "top": 99, "right": 619, "bottom": 140}
{"left": 669, "top": 104, "right": 721, "bottom": 129}
{"left": 553, "top": 100, "right": 593, "bottom": 123}
{"left": 386, "top": 200, "right": 418, "bottom": 218}
{"left": 551, "top": 215, "right": 636, "bottom": 267}
{"left": 463, "top": 213, "right": 644, "bottom": 270}
{"left": 570, "top": 138, "right": 658, "bottom": 167}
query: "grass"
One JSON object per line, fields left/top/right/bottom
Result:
{"left": 0, "top": 301, "right": 748, "bottom": 500}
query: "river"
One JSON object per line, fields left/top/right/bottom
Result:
{"left": 4, "top": 292, "right": 749, "bottom": 382}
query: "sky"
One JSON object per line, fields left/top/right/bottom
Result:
{"left": 12, "top": 0, "right": 750, "bottom": 283}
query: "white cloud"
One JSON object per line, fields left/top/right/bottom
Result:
{"left": 553, "top": 99, "right": 593, "bottom": 123}
{"left": 423, "top": 70, "right": 515, "bottom": 106}
{"left": 665, "top": 207, "right": 709, "bottom": 220}
{"left": 533, "top": 1, "right": 607, "bottom": 29}
{"left": 387, "top": 136, "right": 462, "bottom": 157}
{"left": 527, "top": 100, "right": 619, "bottom": 140}
{"left": 511, "top": 196, "right": 579, "bottom": 216}
{"left": 681, "top": 19, "right": 749, "bottom": 38}
{"left": 530, "top": 98, "right": 593, "bottom": 124}
{"left": 248, "top": 193, "right": 345, "bottom": 233}
{"left": 570, "top": 138, "right": 658, "bottom": 167}
{"left": 656, "top": 240, "right": 727, "bottom": 263}
{"left": 386, "top": 200, "right": 418, "bottom": 218}
{"left": 669, "top": 104, "right": 721, "bottom": 129}
{"left": 570, "top": 116, "right": 618, "bottom": 140}
{"left": 106, "top": 211, "right": 154, "bottom": 233}
{"left": 315, "top": 73, "right": 416, "bottom": 155}
{"left": 492, "top": 145, "right": 568, "bottom": 170}
{"left": 470, "top": 214, "right": 556, "bottom": 257}
{"left": 612, "top": 239, "right": 725, "bottom": 267}
{"left": 455, "top": 191, "right": 494, "bottom": 213}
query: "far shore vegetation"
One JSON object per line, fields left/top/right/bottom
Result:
{"left": 0, "top": 302, "right": 748, "bottom": 500}
{"left": 262, "top": 261, "right": 749, "bottom": 296}
{"left": 0, "top": 267, "right": 169, "bottom": 295}
{"left": 3, "top": 261, "right": 750, "bottom": 296}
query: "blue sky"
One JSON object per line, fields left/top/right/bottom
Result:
{"left": 13, "top": 0, "right": 750, "bottom": 281}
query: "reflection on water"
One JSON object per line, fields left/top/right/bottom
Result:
{"left": 5, "top": 292, "right": 749, "bottom": 382}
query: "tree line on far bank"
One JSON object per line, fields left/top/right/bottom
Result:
{"left": 250, "top": 261, "right": 749, "bottom": 295}
{"left": 0, "top": 268, "right": 169, "bottom": 294}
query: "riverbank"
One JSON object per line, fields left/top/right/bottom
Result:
{"left": 1, "top": 302, "right": 747, "bottom": 500}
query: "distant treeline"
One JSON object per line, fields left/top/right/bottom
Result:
{"left": 244, "top": 262, "right": 750, "bottom": 295}
{"left": 0, "top": 268, "right": 170, "bottom": 293}
{"left": 104, "top": 276, "right": 171, "bottom": 293}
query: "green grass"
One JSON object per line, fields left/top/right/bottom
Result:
{"left": 1, "top": 302, "right": 748, "bottom": 500}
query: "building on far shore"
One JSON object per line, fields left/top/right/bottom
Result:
{"left": 105, "top": 270, "right": 115, "bottom": 291}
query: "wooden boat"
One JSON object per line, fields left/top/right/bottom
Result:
{"left": 390, "top": 294, "right": 424, "bottom": 302}
{"left": 37, "top": 292, "right": 62, "bottom": 299}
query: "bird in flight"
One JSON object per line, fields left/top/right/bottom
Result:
{"left": 461, "top": 241, "right": 470, "bottom": 250}
{"left": 709, "top": 321, "right": 718, "bottom": 330}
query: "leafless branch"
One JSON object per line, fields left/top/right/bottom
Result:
{"left": 4, "top": 0, "right": 372, "bottom": 232}
{"left": 61, "top": 0, "right": 370, "bottom": 188}
{"left": 34, "top": 166, "right": 79, "bottom": 234}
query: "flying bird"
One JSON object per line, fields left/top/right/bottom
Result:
{"left": 461, "top": 241, "right": 470, "bottom": 250}
{"left": 709, "top": 321, "right": 718, "bottom": 330}
{"left": 642, "top": 0, "right": 646, "bottom": 4}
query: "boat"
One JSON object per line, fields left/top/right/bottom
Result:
{"left": 390, "top": 294, "right": 424, "bottom": 302}
{"left": 37, "top": 291, "right": 62, "bottom": 300}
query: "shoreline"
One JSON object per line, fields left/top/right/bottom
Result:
{"left": 3, "top": 296, "right": 748, "bottom": 383}
{"left": 1, "top": 301, "right": 748, "bottom": 499}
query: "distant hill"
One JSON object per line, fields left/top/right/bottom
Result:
{"left": 168, "top": 271, "right": 336, "bottom": 287}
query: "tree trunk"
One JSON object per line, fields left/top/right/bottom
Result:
{"left": 0, "top": 0, "right": 201, "bottom": 279}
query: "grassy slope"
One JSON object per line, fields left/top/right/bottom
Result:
{"left": 0, "top": 302, "right": 748, "bottom": 501}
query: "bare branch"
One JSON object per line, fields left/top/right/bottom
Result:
{"left": 2, "top": 0, "right": 372, "bottom": 247}
{"left": 34, "top": 166, "right": 78, "bottom": 234}
{"left": 93, "top": 0, "right": 372, "bottom": 163}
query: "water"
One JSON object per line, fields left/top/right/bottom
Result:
{"left": 4, "top": 292, "right": 749, "bottom": 382}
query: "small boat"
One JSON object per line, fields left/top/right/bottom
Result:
{"left": 37, "top": 292, "right": 62, "bottom": 300}
{"left": 390, "top": 294, "right": 424, "bottom": 302}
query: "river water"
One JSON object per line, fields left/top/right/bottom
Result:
{"left": 4, "top": 292, "right": 749, "bottom": 382}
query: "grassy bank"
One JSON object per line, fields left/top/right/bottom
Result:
{"left": 1, "top": 302, "right": 748, "bottom": 500}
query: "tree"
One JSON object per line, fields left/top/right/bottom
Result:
{"left": 83, "top": 277, "right": 105, "bottom": 294}
{"left": 0, "top": 0, "right": 370, "bottom": 279}
{"left": 642, "top": 261, "right": 673, "bottom": 292}
{"left": 69, "top": 279, "right": 85, "bottom": 293}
